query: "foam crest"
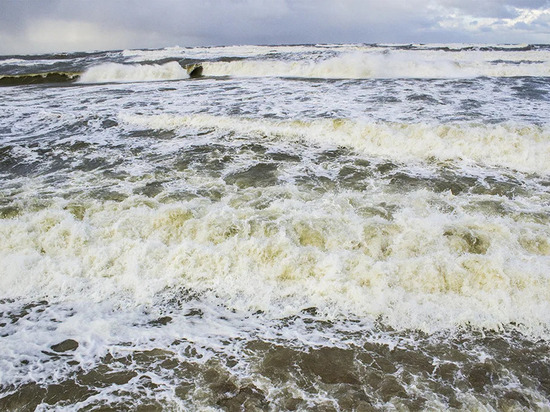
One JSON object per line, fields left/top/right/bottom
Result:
{"left": 78, "top": 62, "right": 188, "bottom": 83}
{"left": 120, "top": 113, "right": 550, "bottom": 175}
{"left": 202, "top": 51, "right": 550, "bottom": 79}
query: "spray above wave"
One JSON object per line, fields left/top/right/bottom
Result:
{"left": 121, "top": 113, "right": 550, "bottom": 175}
{"left": 77, "top": 61, "right": 189, "bottom": 84}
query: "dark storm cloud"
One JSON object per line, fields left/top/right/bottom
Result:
{"left": 0, "top": 0, "right": 549, "bottom": 55}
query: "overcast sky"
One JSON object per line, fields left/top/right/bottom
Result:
{"left": 1, "top": 0, "right": 549, "bottom": 55}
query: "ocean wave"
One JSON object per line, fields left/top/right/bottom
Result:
{"left": 1, "top": 189, "right": 549, "bottom": 336}
{"left": 403, "top": 43, "right": 538, "bottom": 52}
{"left": 201, "top": 51, "right": 550, "bottom": 78}
{"left": 77, "top": 61, "right": 189, "bottom": 84}
{"left": 121, "top": 44, "right": 346, "bottom": 62}
{"left": 120, "top": 44, "right": 547, "bottom": 64}
{"left": 0, "top": 71, "right": 79, "bottom": 86}
{"left": 120, "top": 113, "right": 550, "bottom": 175}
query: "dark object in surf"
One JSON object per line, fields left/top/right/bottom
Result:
{"left": 51, "top": 339, "right": 79, "bottom": 353}
{"left": 185, "top": 63, "right": 203, "bottom": 78}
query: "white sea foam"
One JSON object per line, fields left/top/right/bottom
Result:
{"left": 120, "top": 43, "right": 544, "bottom": 62}
{"left": 121, "top": 44, "right": 354, "bottom": 62}
{"left": 120, "top": 113, "right": 550, "bottom": 175}
{"left": 119, "top": 45, "right": 550, "bottom": 79}
{"left": 0, "top": 58, "right": 27, "bottom": 65}
{"left": 0, "top": 58, "right": 68, "bottom": 67}
{"left": 0, "top": 187, "right": 549, "bottom": 336}
{"left": 408, "top": 43, "right": 532, "bottom": 50}
{"left": 78, "top": 61, "right": 188, "bottom": 83}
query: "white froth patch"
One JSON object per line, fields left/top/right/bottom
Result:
{"left": 78, "top": 62, "right": 188, "bottom": 84}
{"left": 120, "top": 113, "right": 550, "bottom": 175}
{"left": 1, "top": 190, "right": 549, "bottom": 336}
{"left": 120, "top": 44, "right": 373, "bottom": 63}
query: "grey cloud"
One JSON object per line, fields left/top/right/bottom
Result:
{"left": 514, "top": 21, "right": 531, "bottom": 29}
{"left": 438, "top": 0, "right": 550, "bottom": 18}
{"left": 0, "top": 0, "right": 548, "bottom": 55}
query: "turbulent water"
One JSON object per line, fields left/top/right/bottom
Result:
{"left": 1, "top": 43, "right": 550, "bottom": 411}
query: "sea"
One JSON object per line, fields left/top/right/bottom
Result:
{"left": 0, "top": 43, "right": 549, "bottom": 411}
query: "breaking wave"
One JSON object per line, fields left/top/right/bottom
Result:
{"left": 78, "top": 61, "right": 189, "bottom": 83}
{"left": 201, "top": 51, "right": 550, "bottom": 79}
{"left": 0, "top": 71, "right": 79, "bottom": 86}
{"left": 120, "top": 113, "right": 550, "bottom": 175}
